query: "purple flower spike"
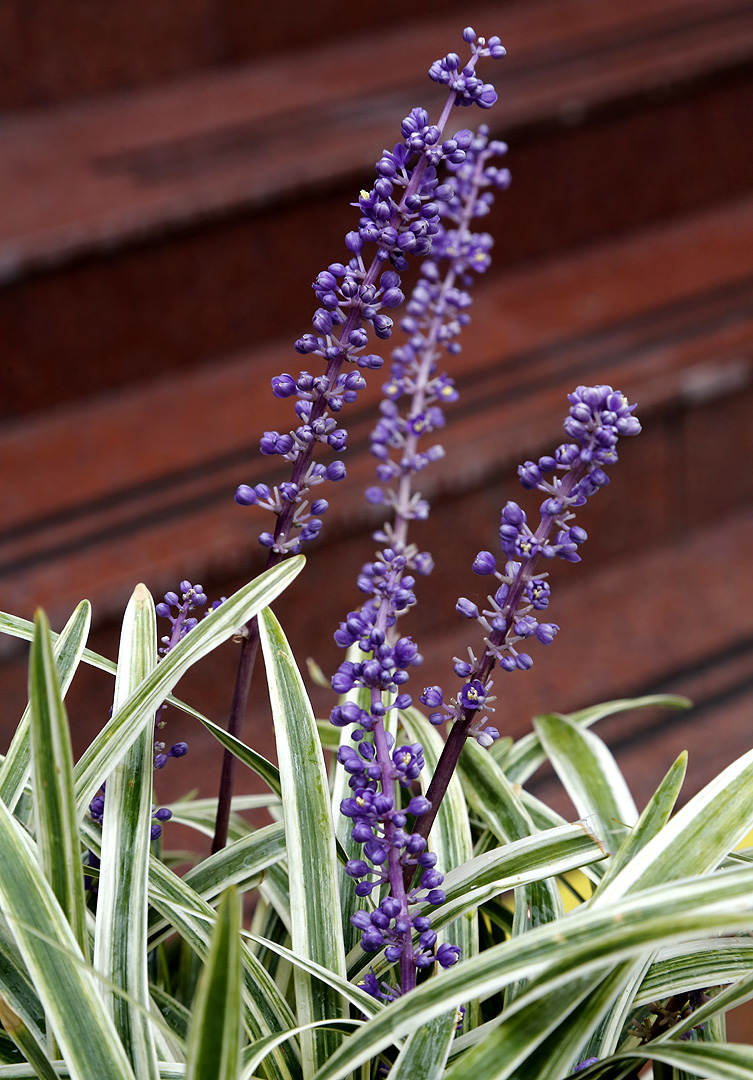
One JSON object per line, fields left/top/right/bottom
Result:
{"left": 235, "top": 37, "right": 505, "bottom": 560}
{"left": 156, "top": 582, "right": 216, "bottom": 657}
{"left": 326, "top": 105, "right": 509, "bottom": 1004}
{"left": 407, "top": 385, "right": 641, "bottom": 873}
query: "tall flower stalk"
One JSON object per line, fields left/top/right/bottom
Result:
{"left": 213, "top": 29, "right": 506, "bottom": 852}
{"left": 330, "top": 128, "right": 510, "bottom": 998}
{"left": 410, "top": 386, "right": 642, "bottom": 870}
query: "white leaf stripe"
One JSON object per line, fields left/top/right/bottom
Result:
{"left": 259, "top": 608, "right": 347, "bottom": 1078}
{"left": 29, "top": 612, "right": 89, "bottom": 957}
{"left": 0, "top": 600, "right": 91, "bottom": 813}
{"left": 185, "top": 888, "right": 242, "bottom": 1080}
{"left": 0, "top": 797, "right": 137, "bottom": 1080}
{"left": 93, "top": 584, "right": 160, "bottom": 1078}
{"left": 534, "top": 713, "right": 638, "bottom": 857}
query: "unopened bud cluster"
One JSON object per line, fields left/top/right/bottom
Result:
{"left": 233, "top": 32, "right": 506, "bottom": 559}
{"left": 421, "top": 385, "right": 641, "bottom": 745}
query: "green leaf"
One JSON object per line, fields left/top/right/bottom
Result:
{"left": 458, "top": 739, "right": 537, "bottom": 845}
{"left": 0, "top": 1068, "right": 188, "bottom": 1079}
{"left": 595, "top": 752, "right": 687, "bottom": 895}
{"left": 258, "top": 608, "right": 347, "bottom": 1078}
{"left": 0, "top": 608, "right": 283, "bottom": 799}
{"left": 242, "top": 933, "right": 381, "bottom": 1020}
{"left": 636, "top": 940, "right": 753, "bottom": 1008}
{"left": 240, "top": 1020, "right": 363, "bottom": 1080}
{"left": 315, "top": 719, "right": 341, "bottom": 751}
{"left": 258, "top": 860, "right": 292, "bottom": 937}
{"left": 0, "top": 996, "right": 58, "bottom": 1080}
{"left": 28, "top": 611, "right": 88, "bottom": 958}
{"left": 533, "top": 712, "right": 638, "bottom": 857}
{"left": 81, "top": 819, "right": 302, "bottom": 1080}
{"left": 0, "top": 799, "right": 137, "bottom": 1080}
{"left": 73, "top": 558, "right": 304, "bottom": 814}
{"left": 149, "top": 983, "right": 191, "bottom": 1045}
{"left": 347, "top": 824, "right": 605, "bottom": 984}
{"left": 0, "top": 600, "right": 91, "bottom": 813}
{"left": 310, "top": 865, "right": 753, "bottom": 1080}
{"left": 0, "top": 922, "right": 46, "bottom": 1052}
{"left": 185, "top": 888, "right": 242, "bottom": 1080}
{"left": 145, "top": 856, "right": 302, "bottom": 1080}
{"left": 443, "top": 962, "right": 633, "bottom": 1080}
{"left": 165, "top": 794, "right": 277, "bottom": 840}
{"left": 388, "top": 1009, "right": 457, "bottom": 1080}
{"left": 187, "top": 711, "right": 281, "bottom": 797}
{"left": 607, "top": 1042, "right": 753, "bottom": 1079}
{"left": 93, "top": 584, "right": 160, "bottom": 1079}
{"left": 574, "top": 756, "right": 688, "bottom": 1062}
{"left": 147, "top": 823, "right": 286, "bottom": 942}
{"left": 505, "top": 695, "right": 691, "bottom": 785}
{"left": 457, "top": 739, "right": 564, "bottom": 1004}
{"left": 595, "top": 745, "right": 753, "bottom": 902}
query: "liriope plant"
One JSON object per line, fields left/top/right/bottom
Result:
{"left": 2, "top": 26, "right": 753, "bottom": 1080}
{"left": 3, "top": 584, "right": 753, "bottom": 1080}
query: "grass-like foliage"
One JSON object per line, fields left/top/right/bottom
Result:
{"left": 2, "top": 588, "right": 753, "bottom": 1079}
{"left": 3, "top": 26, "right": 753, "bottom": 1080}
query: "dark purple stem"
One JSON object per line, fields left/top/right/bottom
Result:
{"left": 211, "top": 626, "right": 260, "bottom": 854}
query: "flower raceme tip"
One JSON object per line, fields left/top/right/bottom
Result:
{"left": 426, "top": 385, "right": 640, "bottom": 745}
{"left": 233, "top": 33, "right": 506, "bottom": 560}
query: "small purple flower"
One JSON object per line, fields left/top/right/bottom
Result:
{"left": 456, "top": 597, "right": 479, "bottom": 619}
{"left": 459, "top": 679, "right": 487, "bottom": 710}
{"left": 326, "top": 461, "right": 346, "bottom": 481}
{"left": 359, "top": 969, "right": 382, "bottom": 1001}
{"left": 406, "top": 795, "right": 431, "bottom": 817}
{"left": 323, "top": 45, "right": 509, "bottom": 1004}
{"left": 234, "top": 484, "right": 257, "bottom": 506}
{"left": 473, "top": 550, "right": 497, "bottom": 574}
{"left": 436, "top": 943, "right": 461, "bottom": 968}
{"left": 271, "top": 373, "right": 296, "bottom": 398}
{"left": 420, "top": 685, "right": 443, "bottom": 708}
{"left": 526, "top": 578, "right": 550, "bottom": 609}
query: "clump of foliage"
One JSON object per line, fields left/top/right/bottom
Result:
{"left": 2, "top": 27, "right": 753, "bottom": 1080}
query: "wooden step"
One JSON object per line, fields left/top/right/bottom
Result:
{"left": 3, "top": 0, "right": 753, "bottom": 416}
{"left": 1, "top": 194, "right": 751, "bottom": 630}
{"left": 3, "top": 0, "right": 751, "bottom": 111}
{"left": 4, "top": 0, "right": 751, "bottom": 275}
